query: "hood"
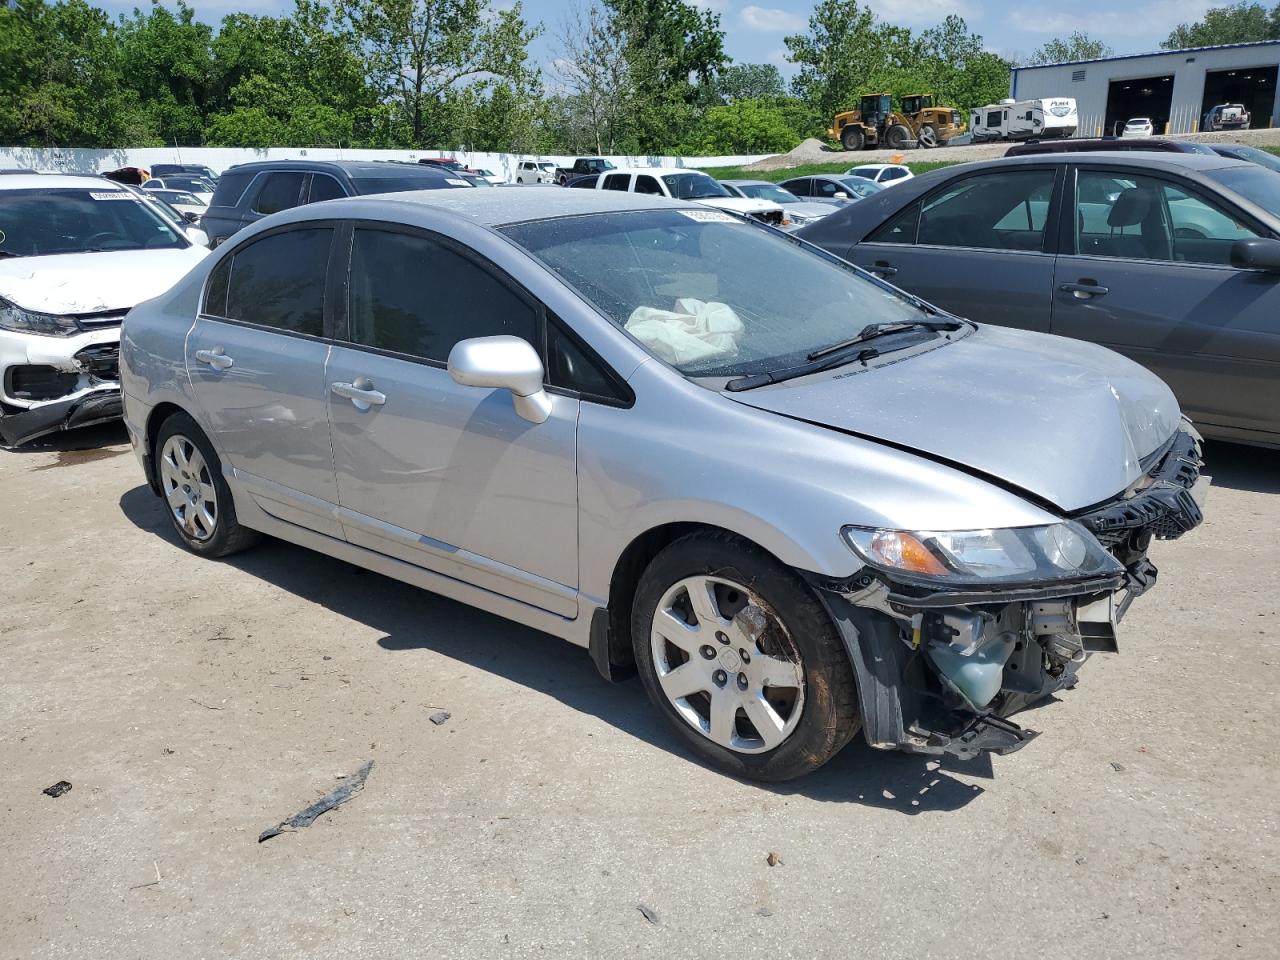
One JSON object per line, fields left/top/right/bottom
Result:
{"left": 724, "top": 324, "right": 1182, "bottom": 513}
{"left": 699, "top": 197, "right": 781, "bottom": 215}
{"left": 785, "top": 201, "right": 840, "bottom": 220}
{"left": 0, "top": 247, "right": 208, "bottom": 315}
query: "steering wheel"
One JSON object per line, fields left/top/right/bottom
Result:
{"left": 83, "top": 231, "right": 120, "bottom": 249}
{"left": 1174, "top": 226, "right": 1207, "bottom": 239}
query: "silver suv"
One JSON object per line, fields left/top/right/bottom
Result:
{"left": 120, "top": 190, "right": 1207, "bottom": 780}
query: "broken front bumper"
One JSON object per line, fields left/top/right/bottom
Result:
{"left": 816, "top": 426, "right": 1208, "bottom": 760}
{"left": 0, "top": 327, "right": 122, "bottom": 446}
{"left": 0, "top": 388, "right": 123, "bottom": 446}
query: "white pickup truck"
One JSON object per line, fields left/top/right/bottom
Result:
{"left": 593, "top": 168, "right": 785, "bottom": 226}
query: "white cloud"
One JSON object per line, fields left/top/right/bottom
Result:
{"left": 767, "top": 47, "right": 793, "bottom": 67}
{"left": 1009, "top": 1, "right": 1212, "bottom": 38}
{"left": 865, "top": 0, "right": 981, "bottom": 26}
{"left": 740, "top": 6, "right": 807, "bottom": 32}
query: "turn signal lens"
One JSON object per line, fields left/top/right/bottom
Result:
{"left": 866, "top": 530, "right": 951, "bottom": 576}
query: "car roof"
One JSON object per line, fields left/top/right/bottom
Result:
{"left": 721, "top": 179, "right": 774, "bottom": 187}
{"left": 848, "top": 163, "right": 902, "bottom": 170}
{"left": 0, "top": 173, "right": 122, "bottom": 190}
{"left": 953, "top": 150, "right": 1247, "bottom": 176}
{"left": 606, "top": 167, "right": 707, "bottom": 177}
{"left": 781, "top": 174, "right": 852, "bottom": 181}
{"left": 315, "top": 187, "right": 699, "bottom": 227}
{"left": 221, "top": 159, "right": 454, "bottom": 179}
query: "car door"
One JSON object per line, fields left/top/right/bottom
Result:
{"left": 1051, "top": 166, "right": 1280, "bottom": 441}
{"left": 324, "top": 223, "right": 581, "bottom": 617}
{"left": 187, "top": 224, "right": 345, "bottom": 537}
{"left": 844, "top": 166, "right": 1061, "bottom": 331}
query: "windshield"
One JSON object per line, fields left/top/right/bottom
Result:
{"left": 538, "top": 163, "right": 556, "bottom": 171}
{"left": 838, "top": 177, "right": 885, "bottom": 198}
{"left": 351, "top": 176, "right": 471, "bottom": 194}
{"left": 662, "top": 172, "right": 731, "bottom": 200}
{"left": 153, "top": 189, "right": 204, "bottom": 205}
{"left": 1206, "top": 166, "right": 1280, "bottom": 218}
{"left": 502, "top": 209, "right": 933, "bottom": 378}
{"left": 162, "top": 176, "right": 213, "bottom": 192}
{"left": 847, "top": 169, "right": 877, "bottom": 180}
{"left": 0, "top": 188, "right": 188, "bottom": 256}
{"left": 1220, "top": 145, "right": 1280, "bottom": 173}
{"left": 736, "top": 183, "right": 799, "bottom": 204}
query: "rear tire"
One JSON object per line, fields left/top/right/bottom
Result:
{"left": 154, "top": 412, "right": 260, "bottom": 558}
{"left": 841, "top": 126, "right": 865, "bottom": 151}
{"left": 631, "top": 531, "right": 861, "bottom": 781}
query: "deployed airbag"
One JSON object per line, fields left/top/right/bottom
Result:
{"left": 625, "top": 298, "right": 744, "bottom": 366}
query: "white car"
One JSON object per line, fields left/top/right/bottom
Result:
{"left": 845, "top": 163, "right": 914, "bottom": 186}
{"left": 1122, "top": 118, "right": 1155, "bottom": 138}
{"left": 594, "top": 168, "right": 785, "bottom": 225}
{"left": 473, "top": 168, "right": 506, "bottom": 185}
{"left": 143, "top": 176, "right": 214, "bottom": 204}
{"left": 0, "top": 175, "right": 208, "bottom": 446}
{"left": 144, "top": 188, "right": 207, "bottom": 220}
{"left": 515, "top": 161, "right": 558, "bottom": 185}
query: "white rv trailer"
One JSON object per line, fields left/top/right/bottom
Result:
{"left": 970, "top": 98, "right": 1078, "bottom": 142}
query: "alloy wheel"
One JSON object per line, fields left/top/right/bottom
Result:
{"left": 159, "top": 434, "right": 218, "bottom": 541}
{"left": 649, "top": 575, "right": 806, "bottom": 754}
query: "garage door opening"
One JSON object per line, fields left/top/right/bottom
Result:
{"left": 1105, "top": 75, "right": 1174, "bottom": 135}
{"left": 1200, "top": 66, "right": 1277, "bottom": 130}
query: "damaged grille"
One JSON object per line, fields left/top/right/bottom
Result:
{"left": 8, "top": 366, "right": 79, "bottom": 401}
{"left": 751, "top": 210, "right": 784, "bottom": 226}
{"left": 72, "top": 310, "right": 128, "bottom": 329}
{"left": 74, "top": 343, "right": 120, "bottom": 381}
{"left": 1074, "top": 430, "right": 1203, "bottom": 546}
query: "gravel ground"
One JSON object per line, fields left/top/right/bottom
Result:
{"left": 1, "top": 424, "right": 1277, "bottom": 959}
{"left": 745, "top": 127, "right": 1280, "bottom": 170}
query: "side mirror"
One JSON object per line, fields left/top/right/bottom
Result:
{"left": 184, "top": 226, "right": 210, "bottom": 248}
{"left": 1230, "top": 237, "right": 1280, "bottom": 272}
{"left": 182, "top": 210, "right": 200, "bottom": 223}
{"left": 447, "top": 335, "right": 552, "bottom": 424}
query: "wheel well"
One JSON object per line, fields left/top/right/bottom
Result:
{"left": 143, "top": 401, "right": 186, "bottom": 493}
{"left": 602, "top": 522, "right": 778, "bottom": 674}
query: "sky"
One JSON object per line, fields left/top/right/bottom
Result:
{"left": 91, "top": 0, "right": 1226, "bottom": 72}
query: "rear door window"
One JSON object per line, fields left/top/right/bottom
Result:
{"left": 917, "top": 169, "right": 1057, "bottom": 251}
{"left": 780, "top": 179, "right": 810, "bottom": 197}
{"left": 223, "top": 227, "right": 333, "bottom": 336}
{"left": 253, "top": 172, "right": 306, "bottom": 215}
{"left": 307, "top": 174, "right": 346, "bottom": 203}
{"left": 635, "top": 175, "right": 662, "bottom": 195}
{"left": 602, "top": 173, "right": 631, "bottom": 192}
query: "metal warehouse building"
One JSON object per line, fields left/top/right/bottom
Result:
{"left": 1010, "top": 40, "right": 1280, "bottom": 136}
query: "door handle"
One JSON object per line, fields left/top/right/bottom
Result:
{"left": 1059, "top": 280, "right": 1110, "bottom": 299}
{"left": 330, "top": 378, "right": 387, "bottom": 410}
{"left": 869, "top": 260, "right": 898, "bottom": 277}
{"left": 194, "top": 347, "right": 233, "bottom": 370}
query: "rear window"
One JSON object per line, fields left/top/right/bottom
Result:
{"left": 210, "top": 170, "right": 254, "bottom": 208}
{"left": 1206, "top": 166, "right": 1280, "bottom": 219}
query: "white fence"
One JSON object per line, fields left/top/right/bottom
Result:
{"left": 0, "top": 146, "right": 776, "bottom": 179}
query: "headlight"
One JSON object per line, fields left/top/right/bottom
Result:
{"left": 842, "top": 522, "right": 1122, "bottom": 585}
{"left": 0, "top": 298, "right": 80, "bottom": 337}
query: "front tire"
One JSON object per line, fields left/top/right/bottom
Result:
{"left": 154, "top": 412, "right": 260, "bottom": 558}
{"left": 632, "top": 531, "right": 861, "bottom": 781}
{"left": 841, "top": 126, "right": 865, "bottom": 151}
{"left": 885, "top": 123, "right": 912, "bottom": 149}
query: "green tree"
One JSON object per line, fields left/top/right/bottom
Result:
{"left": 911, "top": 15, "right": 1008, "bottom": 112}
{"left": 552, "top": 1, "right": 631, "bottom": 153}
{"left": 115, "top": 0, "right": 215, "bottom": 146}
{"left": 0, "top": 0, "right": 135, "bottom": 146}
{"left": 1024, "top": 31, "right": 1113, "bottom": 66}
{"left": 338, "top": 0, "right": 541, "bottom": 148}
{"left": 1162, "top": 2, "right": 1279, "bottom": 49}
{"left": 784, "top": 0, "right": 914, "bottom": 120}
{"left": 604, "top": 0, "right": 727, "bottom": 150}
{"left": 711, "top": 63, "right": 786, "bottom": 103}
{"left": 682, "top": 98, "right": 801, "bottom": 154}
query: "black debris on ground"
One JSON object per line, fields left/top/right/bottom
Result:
{"left": 43, "top": 781, "right": 72, "bottom": 798}
{"left": 429, "top": 711, "right": 451, "bottom": 726}
{"left": 258, "top": 760, "right": 374, "bottom": 843}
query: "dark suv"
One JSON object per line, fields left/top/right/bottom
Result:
{"left": 200, "top": 160, "right": 468, "bottom": 246}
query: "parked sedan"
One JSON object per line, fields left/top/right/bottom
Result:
{"left": 1122, "top": 118, "right": 1155, "bottom": 138}
{"left": 0, "top": 174, "right": 208, "bottom": 446}
{"left": 846, "top": 163, "right": 914, "bottom": 186}
{"left": 144, "top": 188, "right": 208, "bottom": 219}
{"left": 796, "top": 151, "right": 1280, "bottom": 447}
{"left": 720, "top": 179, "right": 840, "bottom": 226}
{"left": 121, "top": 189, "right": 1205, "bottom": 780}
{"left": 779, "top": 175, "right": 884, "bottom": 203}
{"left": 144, "top": 176, "right": 215, "bottom": 204}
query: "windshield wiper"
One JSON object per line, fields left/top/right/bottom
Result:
{"left": 806, "top": 318, "right": 962, "bottom": 361}
{"left": 0, "top": 251, "right": 22, "bottom": 259}
{"left": 725, "top": 346, "right": 882, "bottom": 392}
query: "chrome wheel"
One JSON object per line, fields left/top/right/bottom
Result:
{"left": 159, "top": 434, "right": 217, "bottom": 541}
{"left": 650, "top": 575, "right": 805, "bottom": 754}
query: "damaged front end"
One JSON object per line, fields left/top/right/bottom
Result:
{"left": 813, "top": 427, "right": 1209, "bottom": 760}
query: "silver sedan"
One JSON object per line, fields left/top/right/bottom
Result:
{"left": 120, "top": 189, "right": 1206, "bottom": 780}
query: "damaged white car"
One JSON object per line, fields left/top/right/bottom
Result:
{"left": 120, "top": 191, "right": 1207, "bottom": 780}
{"left": 0, "top": 174, "right": 208, "bottom": 446}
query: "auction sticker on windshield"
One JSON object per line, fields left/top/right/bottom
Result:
{"left": 89, "top": 192, "right": 135, "bottom": 200}
{"left": 678, "top": 209, "right": 737, "bottom": 223}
